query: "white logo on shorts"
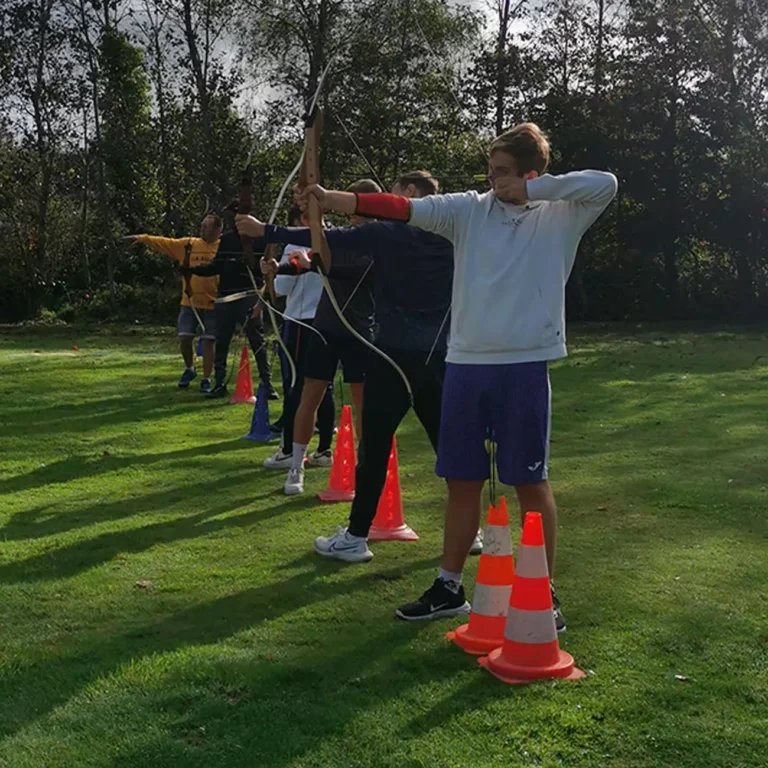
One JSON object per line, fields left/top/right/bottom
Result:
{"left": 528, "top": 461, "right": 543, "bottom": 472}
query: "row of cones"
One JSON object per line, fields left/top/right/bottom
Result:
{"left": 244, "top": 382, "right": 418, "bottom": 540}
{"left": 449, "top": 499, "right": 584, "bottom": 685}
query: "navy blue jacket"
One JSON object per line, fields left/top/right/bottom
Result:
{"left": 266, "top": 226, "right": 375, "bottom": 339}
{"left": 265, "top": 222, "right": 453, "bottom": 352}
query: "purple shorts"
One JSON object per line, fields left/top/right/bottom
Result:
{"left": 436, "top": 362, "right": 551, "bottom": 486}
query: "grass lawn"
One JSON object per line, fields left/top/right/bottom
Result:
{"left": 0, "top": 325, "right": 766, "bottom": 768}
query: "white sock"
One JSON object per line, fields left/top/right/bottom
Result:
{"left": 186, "top": 366, "right": 195, "bottom": 372}
{"left": 291, "top": 442, "right": 308, "bottom": 470}
{"left": 439, "top": 569, "right": 462, "bottom": 591}
{"left": 344, "top": 530, "right": 366, "bottom": 543}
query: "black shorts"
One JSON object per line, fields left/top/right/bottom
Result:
{"left": 304, "top": 330, "right": 369, "bottom": 384}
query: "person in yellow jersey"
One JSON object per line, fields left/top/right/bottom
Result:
{"left": 126, "top": 213, "right": 221, "bottom": 392}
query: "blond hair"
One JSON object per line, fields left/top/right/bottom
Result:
{"left": 490, "top": 123, "right": 550, "bottom": 175}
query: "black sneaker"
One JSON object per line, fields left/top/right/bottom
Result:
{"left": 551, "top": 582, "right": 566, "bottom": 633}
{"left": 268, "top": 387, "right": 280, "bottom": 401}
{"left": 395, "top": 578, "right": 471, "bottom": 622}
{"left": 270, "top": 421, "right": 283, "bottom": 435}
{"left": 205, "top": 384, "right": 228, "bottom": 399}
{"left": 178, "top": 368, "right": 197, "bottom": 388}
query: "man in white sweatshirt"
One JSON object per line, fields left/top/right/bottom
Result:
{"left": 300, "top": 123, "right": 618, "bottom": 631}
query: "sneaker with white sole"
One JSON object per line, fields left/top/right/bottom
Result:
{"left": 395, "top": 578, "right": 471, "bottom": 621}
{"left": 264, "top": 449, "right": 293, "bottom": 470}
{"left": 469, "top": 529, "right": 483, "bottom": 555}
{"left": 284, "top": 466, "right": 305, "bottom": 495}
{"left": 307, "top": 449, "right": 333, "bottom": 468}
{"left": 314, "top": 527, "right": 373, "bottom": 563}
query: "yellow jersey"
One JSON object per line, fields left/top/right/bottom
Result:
{"left": 137, "top": 235, "right": 219, "bottom": 310}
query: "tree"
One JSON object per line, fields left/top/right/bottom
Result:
{"left": 3, "top": 0, "right": 75, "bottom": 315}
{"left": 99, "top": 27, "right": 158, "bottom": 233}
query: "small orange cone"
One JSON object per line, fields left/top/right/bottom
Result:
{"left": 447, "top": 497, "right": 514, "bottom": 654}
{"left": 368, "top": 437, "right": 418, "bottom": 542}
{"left": 318, "top": 405, "right": 356, "bottom": 502}
{"left": 479, "top": 512, "right": 584, "bottom": 684}
{"left": 229, "top": 345, "right": 256, "bottom": 405}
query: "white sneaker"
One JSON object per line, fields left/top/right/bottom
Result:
{"left": 469, "top": 529, "right": 483, "bottom": 555}
{"left": 307, "top": 449, "right": 333, "bottom": 468}
{"left": 264, "top": 448, "right": 293, "bottom": 470}
{"left": 284, "top": 466, "right": 305, "bottom": 495}
{"left": 315, "top": 527, "right": 373, "bottom": 563}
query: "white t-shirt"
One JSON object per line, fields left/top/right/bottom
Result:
{"left": 409, "top": 171, "right": 618, "bottom": 365}
{"left": 273, "top": 244, "right": 324, "bottom": 321}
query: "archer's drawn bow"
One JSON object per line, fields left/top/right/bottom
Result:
{"left": 183, "top": 239, "right": 206, "bottom": 334}
{"left": 301, "top": 104, "right": 415, "bottom": 406}
{"left": 237, "top": 166, "right": 298, "bottom": 392}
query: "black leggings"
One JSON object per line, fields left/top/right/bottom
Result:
{"left": 347, "top": 349, "right": 445, "bottom": 538}
{"left": 281, "top": 319, "right": 335, "bottom": 452}
{"left": 214, "top": 298, "right": 271, "bottom": 388}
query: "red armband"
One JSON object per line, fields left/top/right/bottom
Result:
{"left": 355, "top": 193, "right": 411, "bottom": 222}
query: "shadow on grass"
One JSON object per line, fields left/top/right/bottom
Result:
{"left": 0, "top": 438, "right": 255, "bottom": 504}
{"left": 0, "top": 477, "right": 313, "bottom": 584}
{"left": 1, "top": 387, "right": 234, "bottom": 439}
{"left": 0, "top": 555, "right": 441, "bottom": 751}
{"left": 88, "top": 584, "right": 768, "bottom": 767}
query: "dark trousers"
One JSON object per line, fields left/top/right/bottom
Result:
{"left": 347, "top": 349, "right": 445, "bottom": 538}
{"left": 214, "top": 298, "right": 271, "bottom": 388}
{"left": 281, "top": 319, "right": 335, "bottom": 451}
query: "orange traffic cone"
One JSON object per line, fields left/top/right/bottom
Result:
{"left": 229, "top": 345, "right": 256, "bottom": 405}
{"left": 368, "top": 437, "right": 418, "bottom": 542}
{"left": 479, "top": 511, "right": 584, "bottom": 684}
{"left": 447, "top": 497, "right": 514, "bottom": 654}
{"left": 318, "top": 405, "right": 356, "bottom": 502}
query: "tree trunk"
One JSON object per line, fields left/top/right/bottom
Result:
{"left": 594, "top": 0, "right": 605, "bottom": 98}
{"left": 661, "top": 29, "right": 680, "bottom": 312}
{"left": 182, "top": 0, "right": 214, "bottom": 201}
{"left": 390, "top": 0, "right": 410, "bottom": 178}
{"left": 662, "top": 93, "right": 679, "bottom": 309}
{"left": 76, "top": 0, "right": 113, "bottom": 295}
{"left": 151, "top": 10, "right": 173, "bottom": 232}
{"left": 31, "top": 0, "right": 55, "bottom": 280}
{"left": 80, "top": 104, "right": 92, "bottom": 288}
{"left": 717, "top": 1, "right": 753, "bottom": 315}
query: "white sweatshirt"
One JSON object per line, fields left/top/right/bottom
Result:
{"left": 273, "top": 244, "right": 324, "bottom": 321}
{"left": 409, "top": 170, "right": 618, "bottom": 365}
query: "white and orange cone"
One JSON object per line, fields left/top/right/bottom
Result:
{"left": 479, "top": 511, "right": 585, "bottom": 684}
{"left": 446, "top": 497, "right": 515, "bottom": 655}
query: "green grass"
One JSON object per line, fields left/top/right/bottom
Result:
{"left": 0, "top": 325, "right": 766, "bottom": 768}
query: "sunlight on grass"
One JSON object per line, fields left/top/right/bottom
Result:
{"left": 0, "top": 326, "right": 766, "bottom": 767}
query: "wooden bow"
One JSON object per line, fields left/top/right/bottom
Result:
{"left": 301, "top": 105, "right": 332, "bottom": 275}
{"left": 238, "top": 164, "right": 297, "bottom": 391}
{"left": 300, "top": 104, "right": 414, "bottom": 405}
{"left": 183, "top": 238, "right": 206, "bottom": 333}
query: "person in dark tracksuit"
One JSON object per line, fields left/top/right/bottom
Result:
{"left": 185, "top": 201, "right": 277, "bottom": 400}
